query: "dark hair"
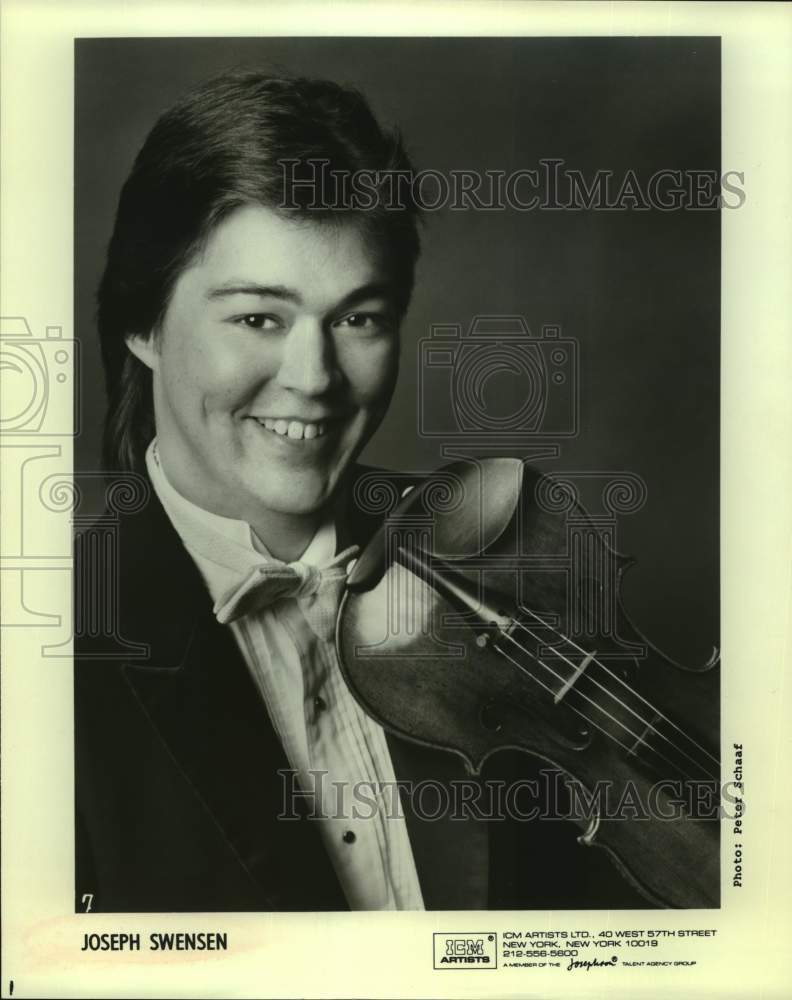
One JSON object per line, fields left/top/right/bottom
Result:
{"left": 97, "top": 70, "right": 422, "bottom": 472}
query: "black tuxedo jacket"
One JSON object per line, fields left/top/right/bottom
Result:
{"left": 74, "top": 466, "right": 645, "bottom": 912}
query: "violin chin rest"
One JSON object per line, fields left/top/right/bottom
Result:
{"left": 430, "top": 456, "right": 525, "bottom": 558}
{"left": 346, "top": 457, "right": 525, "bottom": 592}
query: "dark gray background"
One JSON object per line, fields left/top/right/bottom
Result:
{"left": 75, "top": 37, "right": 720, "bottom": 662}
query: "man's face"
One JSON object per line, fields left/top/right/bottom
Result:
{"left": 129, "top": 204, "right": 402, "bottom": 532}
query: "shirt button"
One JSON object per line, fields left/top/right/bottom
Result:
{"left": 342, "top": 830, "right": 356, "bottom": 845}
{"left": 313, "top": 695, "right": 327, "bottom": 714}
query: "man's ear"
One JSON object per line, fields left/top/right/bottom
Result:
{"left": 125, "top": 332, "right": 159, "bottom": 371}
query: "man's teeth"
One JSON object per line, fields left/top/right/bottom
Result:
{"left": 257, "top": 417, "right": 327, "bottom": 440}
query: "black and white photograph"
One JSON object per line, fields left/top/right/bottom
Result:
{"left": 1, "top": 3, "right": 790, "bottom": 998}
{"left": 73, "top": 34, "right": 723, "bottom": 915}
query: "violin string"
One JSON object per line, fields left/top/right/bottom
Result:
{"left": 498, "top": 628, "right": 712, "bottom": 785}
{"left": 491, "top": 635, "right": 666, "bottom": 772}
{"left": 538, "top": 640, "right": 717, "bottom": 780}
{"left": 509, "top": 623, "right": 714, "bottom": 780}
{"left": 506, "top": 622, "right": 717, "bottom": 782}
{"left": 518, "top": 604, "right": 719, "bottom": 766}
{"left": 513, "top": 608, "right": 719, "bottom": 771}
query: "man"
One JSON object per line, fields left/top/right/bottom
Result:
{"left": 75, "top": 70, "right": 645, "bottom": 912}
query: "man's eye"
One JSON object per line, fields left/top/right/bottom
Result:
{"left": 235, "top": 314, "right": 281, "bottom": 330}
{"left": 334, "top": 312, "right": 390, "bottom": 332}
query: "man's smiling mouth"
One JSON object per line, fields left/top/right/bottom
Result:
{"left": 250, "top": 416, "right": 332, "bottom": 441}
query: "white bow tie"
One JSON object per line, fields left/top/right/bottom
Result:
{"left": 214, "top": 545, "right": 359, "bottom": 643}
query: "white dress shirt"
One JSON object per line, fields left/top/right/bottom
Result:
{"left": 146, "top": 440, "right": 424, "bottom": 910}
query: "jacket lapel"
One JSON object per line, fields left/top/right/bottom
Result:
{"left": 119, "top": 488, "right": 347, "bottom": 910}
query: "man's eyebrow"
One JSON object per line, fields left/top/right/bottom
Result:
{"left": 206, "top": 283, "right": 303, "bottom": 303}
{"left": 206, "top": 281, "right": 398, "bottom": 309}
{"left": 334, "top": 282, "right": 398, "bottom": 311}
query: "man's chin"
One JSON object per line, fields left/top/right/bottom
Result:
{"left": 248, "top": 478, "right": 336, "bottom": 520}
{"left": 237, "top": 445, "right": 360, "bottom": 520}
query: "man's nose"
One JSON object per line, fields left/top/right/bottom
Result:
{"left": 274, "top": 318, "right": 338, "bottom": 396}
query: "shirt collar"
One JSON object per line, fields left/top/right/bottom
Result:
{"left": 145, "top": 439, "right": 336, "bottom": 595}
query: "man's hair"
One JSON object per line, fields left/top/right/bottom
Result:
{"left": 97, "top": 70, "right": 422, "bottom": 472}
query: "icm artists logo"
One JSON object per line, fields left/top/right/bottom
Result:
{"left": 433, "top": 932, "right": 497, "bottom": 969}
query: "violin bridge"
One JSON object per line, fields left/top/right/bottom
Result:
{"left": 554, "top": 650, "right": 597, "bottom": 705}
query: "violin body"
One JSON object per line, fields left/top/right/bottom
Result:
{"left": 337, "top": 459, "right": 720, "bottom": 908}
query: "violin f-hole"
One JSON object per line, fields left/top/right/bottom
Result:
{"left": 479, "top": 700, "right": 504, "bottom": 733}
{"left": 554, "top": 709, "right": 593, "bottom": 751}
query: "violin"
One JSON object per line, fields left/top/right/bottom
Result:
{"left": 336, "top": 458, "right": 720, "bottom": 908}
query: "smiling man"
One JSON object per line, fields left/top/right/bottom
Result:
{"left": 126, "top": 203, "right": 401, "bottom": 560}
